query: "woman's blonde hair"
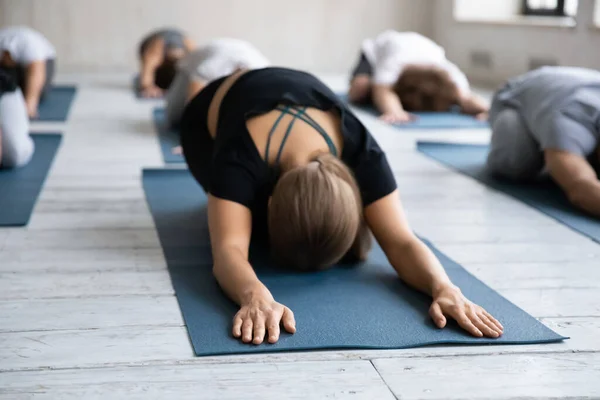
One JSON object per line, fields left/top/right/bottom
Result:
{"left": 268, "top": 153, "right": 371, "bottom": 271}
{"left": 393, "top": 65, "right": 460, "bottom": 112}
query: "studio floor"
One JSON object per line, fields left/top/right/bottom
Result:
{"left": 0, "top": 73, "right": 599, "bottom": 399}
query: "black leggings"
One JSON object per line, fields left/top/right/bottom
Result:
{"left": 350, "top": 52, "right": 373, "bottom": 79}
{"left": 180, "top": 75, "right": 228, "bottom": 193}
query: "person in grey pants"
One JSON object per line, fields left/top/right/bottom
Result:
{"left": 487, "top": 66, "right": 600, "bottom": 217}
{"left": 0, "top": 71, "right": 34, "bottom": 168}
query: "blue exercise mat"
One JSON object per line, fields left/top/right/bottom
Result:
{"left": 418, "top": 141, "right": 600, "bottom": 243}
{"left": 337, "top": 94, "right": 488, "bottom": 129}
{"left": 153, "top": 108, "right": 184, "bottom": 164}
{"left": 37, "top": 86, "right": 77, "bottom": 122}
{"left": 0, "top": 133, "right": 62, "bottom": 226}
{"left": 142, "top": 168, "right": 565, "bottom": 357}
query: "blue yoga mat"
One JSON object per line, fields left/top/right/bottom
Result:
{"left": 153, "top": 108, "right": 184, "bottom": 164}
{"left": 37, "top": 86, "right": 77, "bottom": 122}
{"left": 143, "top": 168, "right": 565, "bottom": 357}
{"left": 0, "top": 133, "right": 62, "bottom": 226}
{"left": 338, "top": 94, "right": 488, "bottom": 129}
{"left": 418, "top": 141, "right": 600, "bottom": 243}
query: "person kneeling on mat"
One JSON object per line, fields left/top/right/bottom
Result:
{"left": 165, "top": 38, "right": 270, "bottom": 128}
{"left": 0, "top": 26, "right": 56, "bottom": 119}
{"left": 180, "top": 67, "right": 504, "bottom": 345}
{"left": 487, "top": 66, "right": 600, "bottom": 218}
{"left": 137, "top": 29, "right": 195, "bottom": 98}
{"left": 348, "top": 30, "right": 488, "bottom": 123}
{"left": 0, "top": 70, "right": 34, "bottom": 168}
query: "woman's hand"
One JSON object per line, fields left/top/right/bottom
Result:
{"left": 233, "top": 297, "right": 296, "bottom": 344}
{"left": 380, "top": 110, "right": 417, "bottom": 124}
{"left": 430, "top": 285, "right": 503, "bottom": 338}
{"left": 141, "top": 84, "right": 163, "bottom": 98}
{"left": 25, "top": 98, "right": 38, "bottom": 119}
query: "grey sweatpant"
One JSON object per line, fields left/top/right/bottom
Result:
{"left": 487, "top": 87, "right": 600, "bottom": 180}
{"left": 0, "top": 89, "right": 34, "bottom": 168}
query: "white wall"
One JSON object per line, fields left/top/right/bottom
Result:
{"left": 454, "top": 0, "right": 521, "bottom": 21}
{"left": 0, "top": 0, "right": 434, "bottom": 73}
{"left": 432, "top": 0, "right": 600, "bottom": 85}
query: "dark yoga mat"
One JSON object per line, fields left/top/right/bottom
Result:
{"left": 37, "top": 86, "right": 77, "bottom": 122}
{"left": 143, "top": 168, "right": 565, "bottom": 356}
{"left": 0, "top": 133, "right": 62, "bottom": 226}
{"left": 152, "top": 108, "right": 184, "bottom": 164}
{"left": 338, "top": 94, "right": 488, "bottom": 129}
{"left": 418, "top": 141, "right": 600, "bottom": 243}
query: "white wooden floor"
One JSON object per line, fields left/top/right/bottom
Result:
{"left": 1, "top": 73, "right": 599, "bottom": 399}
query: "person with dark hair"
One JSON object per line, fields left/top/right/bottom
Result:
{"left": 165, "top": 38, "right": 269, "bottom": 127}
{"left": 0, "top": 70, "right": 34, "bottom": 168}
{"left": 487, "top": 66, "right": 600, "bottom": 217}
{"left": 0, "top": 26, "right": 56, "bottom": 118}
{"left": 348, "top": 30, "right": 488, "bottom": 123}
{"left": 138, "top": 29, "right": 194, "bottom": 98}
{"left": 180, "top": 67, "right": 503, "bottom": 345}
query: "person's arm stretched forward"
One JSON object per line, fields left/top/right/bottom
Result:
{"left": 365, "top": 190, "right": 504, "bottom": 338}
{"left": 209, "top": 195, "right": 296, "bottom": 345}
{"left": 545, "top": 149, "right": 600, "bottom": 217}
{"left": 24, "top": 60, "right": 46, "bottom": 118}
{"left": 372, "top": 84, "right": 416, "bottom": 124}
{"left": 139, "top": 38, "right": 165, "bottom": 98}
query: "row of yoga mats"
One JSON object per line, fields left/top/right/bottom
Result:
{"left": 142, "top": 168, "right": 566, "bottom": 357}
{"left": 0, "top": 133, "right": 62, "bottom": 226}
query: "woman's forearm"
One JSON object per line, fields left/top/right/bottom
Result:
{"left": 213, "top": 247, "right": 273, "bottom": 305}
{"left": 389, "top": 238, "right": 453, "bottom": 296}
{"left": 140, "top": 60, "right": 158, "bottom": 88}
{"left": 460, "top": 93, "right": 489, "bottom": 116}
{"left": 25, "top": 61, "right": 45, "bottom": 107}
{"left": 140, "top": 40, "right": 165, "bottom": 89}
{"left": 372, "top": 84, "right": 404, "bottom": 115}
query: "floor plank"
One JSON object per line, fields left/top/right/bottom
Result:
{"left": 0, "top": 296, "right": 182, "bottom": 333}
{"left": 1, "top": 229, "right": 159, "bottom": 250}
{"left": 373, "top": 353, "right": 600, "bottom": 400}
{"left": 0, "top": 360, "right": 395, "bottom": 400}
{"left": 1, "top": 317, "right": 596, "bottom": 371}
{"left": 0, "top": 270, "right": 173, "bottom": 300}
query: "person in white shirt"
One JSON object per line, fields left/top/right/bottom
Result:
{"left": 165, "top": 38, "right": 270, "bottom": 127}
{"left": 0, "top": 26, "right": 56, "bottom": 118}
{"left": 0, "top": 70, "right": 34, "bottom": 168}
{"left": 348, "top": 31, "right": 488, "bottom": 123}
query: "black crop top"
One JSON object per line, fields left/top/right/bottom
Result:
{"left": 181, "top": 67, "right": 397, "bottom": 233}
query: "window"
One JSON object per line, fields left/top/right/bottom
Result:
{"left": 522, "top": 0, "right": 578, "bottom": 16}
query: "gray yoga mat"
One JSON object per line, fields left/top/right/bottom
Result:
{"left": 418, "top": 141, "right": 600, "bottom": 243}
{"left": 0, "top": 133, "right": 62, "bottom": 226}
{"left": 37, "top": 86, "right": 77, "bottom": 122}
{"left": 152, "top": 107, "right": 184, "bottom": 164}
{"left": 142, "top": 168, "right": 565, "bottom": 356}
{"left": 338, "top": 94, "right": 488, "bottom": 129}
